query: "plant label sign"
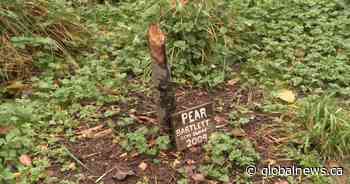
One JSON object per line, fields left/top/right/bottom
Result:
{"left": 172, "top": 102, "right": 215, "bottom": 151}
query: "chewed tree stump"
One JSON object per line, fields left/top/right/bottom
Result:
{"left": 148, "top": 24, "right": 176, "bottom": 133}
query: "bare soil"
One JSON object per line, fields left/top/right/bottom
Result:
{"left": 48, "top": 82, "right": 286, "bottom": 184}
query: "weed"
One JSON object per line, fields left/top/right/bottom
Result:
{"left": 0, "top": 101, "right": 48, "bottom": 183}
{"left": 200, "top": 133, "right": 259, "bottom": 182}
{"left": 294, "top": 95, "right": 350, "bottom": 159}
{"left": 118, "top": 122, "right": 171, "bottom": 156}
{"left": 83, "top": 0, "right": 249, "bottom": 87}
{"left": 228, "top": 108, "right": 254, "bottom": 128}
{"left": 286, "top": 148, "right": 333, "bottom": 184}
{"left": 240, "top": 0, "right": 350, "bottom": 94}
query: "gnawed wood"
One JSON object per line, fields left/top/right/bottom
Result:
{"left": 148, "top": 24, "right": 175, "bottom": 133}
{"left": 148, "top": 24, "right": 166, "bottom": 65}
{"left": 76, "top": 125, "right": 104, "bottom": 139}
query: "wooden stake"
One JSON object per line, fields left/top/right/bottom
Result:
{"left": 148, "top": 24, "right": 175, "bottom": 133}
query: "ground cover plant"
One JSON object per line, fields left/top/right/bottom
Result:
{"left": 0, "top": 0, "right": 349, "bottom": 183}
{"left": 293, "top": 95, "right": 350, "bottom": 159}
{"left": 240, "top": 0, "right": 350, "bottom": 94}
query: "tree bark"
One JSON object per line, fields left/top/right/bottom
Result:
{"left": 148, "top": 24, "right": 175, "bottom": 133}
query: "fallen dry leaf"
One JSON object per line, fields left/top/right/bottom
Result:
{"left": 186, "top": 159, "right": 196, "bottom": 165}
{"left": 13, "top": 172, "right": 21, "bottom": 178}
{"left": 192, "top": 173, "right": 205, "bottom": 182}
{"left": 214, "top": 116, "right": 227, "bottom": 124}
{"left": 0, "top": 126, "right": 12, "bottom": 135}
{"left": 172, "top": 159, "right": 181, "bottom": 168}
{"left": 231, "top": 128, "right": 247, "bottom": 137}
{"left": 119, "top": 153, "right": 128, "bottom": 158}
{"left": 92, "top": 129, "right": 113, "bottom": 139}
{"left": 131, "top": 152, "right": 140, "bottom": 158}
{"left": 184, "top": 165, "right": 195, "bottom": 176}
{"left": 208, "top": 181, "right": 219, "bottom": 184}
{"left": 189, "top": 146, "right": 199, "bottom": 152}
{"left": 38, "top": 144, "right": 48, "bottom": 151}
{"left": 171, "top": 0, "right": 189, "bottom": 8}
{"left": 326, "top": 160, "right": 349, "bottom": 184}
{"left": 137, "top": 116, "right": 156, "bottom": 123}
{"left": 276, "top": 89, "right": 296, "bottom": 103}
{"left": 129, "top": 114, "right": 157, "bottom": 124}
{"left": 19, "top": 154, "right": 32, "bottom": 166}
{"left": 97, "top": 83, "right": 119, "bottom": 96}
{"left": 294, "top": 48, "right": 305, "bottom": 58}
{"left": 138, "top": 162, "right": 148, "bottom": 171}
{"left": 227, "top": 78, "right": 240, "bottom": 86}
{"left": 46, "top": 169, "right": 55, "bottom": 177}
{"left": 326, "top": 160, "right": 341, "bottom": 168}
{"left": 5, "top": 81, "right": 27, "bottom": 93}
{"left": 76, "top": 125, "right": 104, "bottom": 138}
{"left": 112, "top": 168, "right": 135, "bottom": 181}
{"left": 68, "top": 162, "right": 76, "bottom": 170}
{"left": 274, "top": 180, "right": 289, "bottom": 184}
{"left": 262, "top": 159, "right": 277, "bottom": 165}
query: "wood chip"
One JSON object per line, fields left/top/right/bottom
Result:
{"left": 92, "top": 129, "right": 113, "bottom": 139}
{"left": 76, "top": 125, "right": 104, "bottom": 138}
{"left": 130, "top": 114, "right": 157, "bottom": 124}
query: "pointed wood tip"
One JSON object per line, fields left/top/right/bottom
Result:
{"left": 148, "top": 24, "right": 165, "bottom": 47}
{"left": 148, "top": 24, "right": 167, "bottom": 65}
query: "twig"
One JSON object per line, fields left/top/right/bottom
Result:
{"left": 83, "top": 152, "right": 101, "bottom": 159}
{"left": 215, "top": 124, "right": 227, "bottom": 129}
{"left": 92, "top": 129, "right": 113, "bottom": 139}
{"left": 76, "top": 125, "right": 104, "bottom": 139}
{"left": 129, "top": 114, "right": 157, "bottom": 125}
{"left": 167, "top": 174, "right": 176, "bottom": 184}
{"left": 76, "top": 125, "right": 104, "bottom": 135}
{"left": 95, "top": 167, "right": 116, "bottom": 183}
{"left": 141, "top": 111, "right": 156, "bottom": 115}
{"left": 154, "top": 175, "right": 158, "bottom": 184}
{"left": 62, "top": 146, "right": 93, "bottom": 173}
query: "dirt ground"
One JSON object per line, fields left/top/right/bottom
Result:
{"left": 47, "top": 82, "right": 301, "bottom": 184}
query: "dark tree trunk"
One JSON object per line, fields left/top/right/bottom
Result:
{"left": 147, "top": 24, "right": 176, "bottom": 133}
